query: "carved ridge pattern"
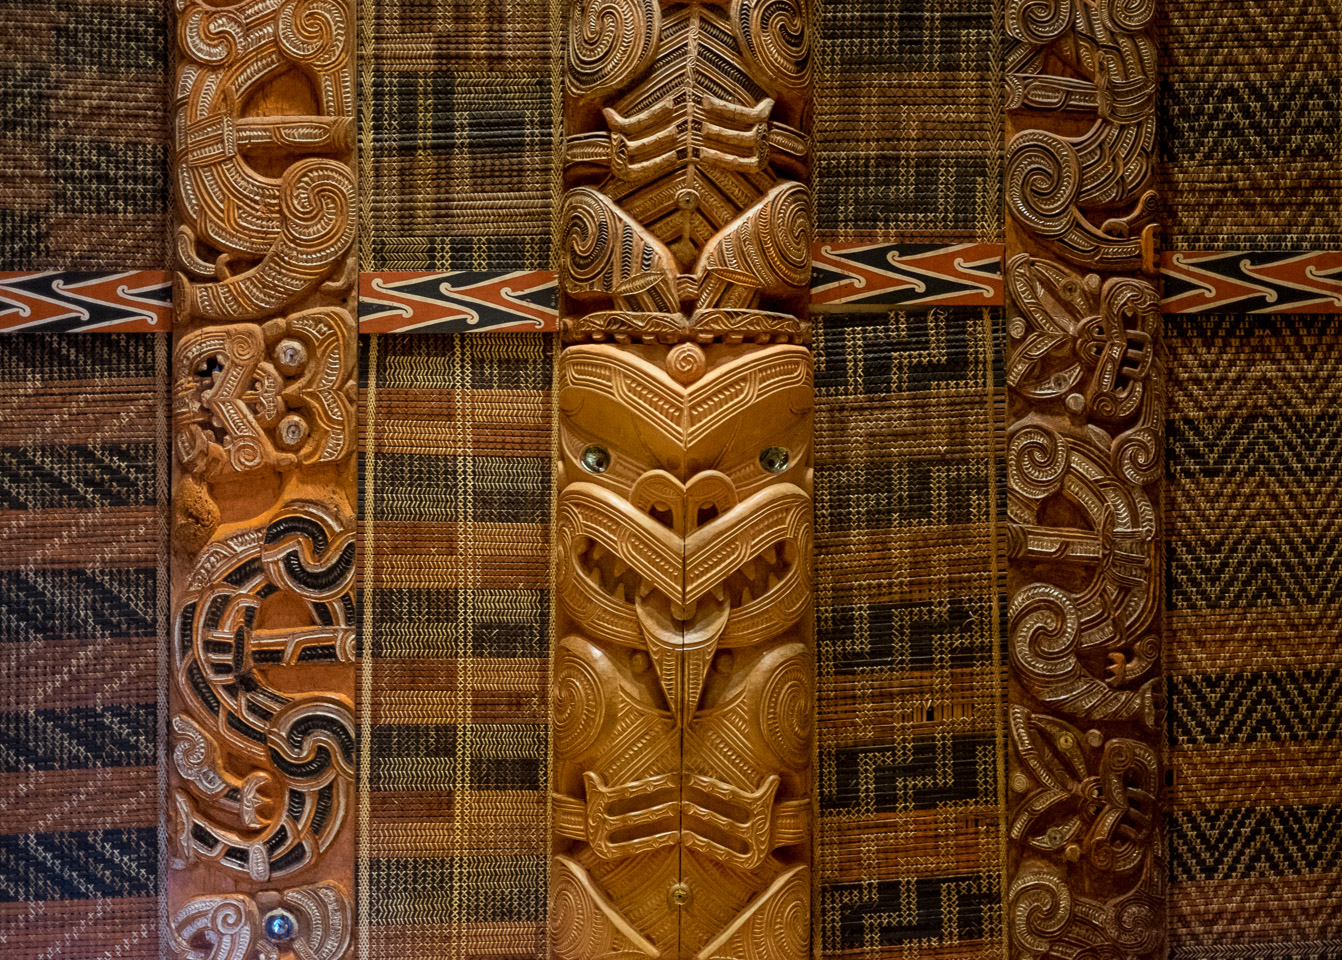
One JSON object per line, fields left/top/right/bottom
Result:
{"left": 1004, "top": 1, "right": 1165, "bottom": 957}
{"left": 170, "top": 0, "right": 356, "bottom": 955}
{"left": 554, "top": 1, "right": 813, "bottom": 956}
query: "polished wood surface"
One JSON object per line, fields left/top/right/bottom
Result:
{"left": 552, "top": 1, "right": 815, "bottom": 956}
{"left": 167, "top": 1, "right": 358, "bottom": 956}
{"left": 1003, "top": 1, "right": 1166, "bottom": 956}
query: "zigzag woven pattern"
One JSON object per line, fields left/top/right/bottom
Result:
{"left": 359, "top": 332, "right": 554, "bottom": 958}
{"left": 0, "top": 334, "right": 166, "bottom": 958}
{"left": 0, "top": 2, "right": 169, "bottom": 269}
{"left": 1165, "top": 314, "right": 1342, "bottom": 957}
{"left": 813, "top": 307, "right": 1007, "bottom": 958}
{"left": 1161, "top": 1, "right": 1342, "bottom": 250}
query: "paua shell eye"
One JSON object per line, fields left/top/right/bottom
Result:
{"left": 581, "top": 445, "right": 611, "bottom": 474}
{"left": 759, "top": 446, "right": 789, "bottom": 473}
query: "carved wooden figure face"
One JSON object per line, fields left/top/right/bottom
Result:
{"left": 552, "top": 340, "right": 814, "bottom": 958}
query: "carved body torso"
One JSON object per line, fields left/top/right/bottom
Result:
{"left": 553, "top": 1, "right": 814, "bottom": 957}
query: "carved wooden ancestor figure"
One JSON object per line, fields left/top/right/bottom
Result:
{"left": 1003, "top": 1, "right": 1165, "bottom": 957}
{"left": 553, "top": 1, "right": 814, "bottom": 956}
{"left": 168, "top": 1, "right": 357, "bottom": 958}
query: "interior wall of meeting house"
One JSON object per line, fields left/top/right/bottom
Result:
{"left": 0, "top": 0, "right": 1340, "bottom": 958}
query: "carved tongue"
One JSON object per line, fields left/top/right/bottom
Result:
{"left": 635, "top": 590, "right": 730, "bottom": 724}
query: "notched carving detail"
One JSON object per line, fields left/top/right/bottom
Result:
{"left": 1005, "top": 0, "right": 1158, "bottom": 271}
{"left": 170, "top": 503, "right": 356, "bottom": 881}
{"left": 170, "top": 881, "right": 351, "bottom": 960}
{"left": 1005, "top": 3, "right": 1164, "bottom": 955}
{"left": 560, "top": 0, "right": 813, "bottom": 343}
{"left": 555, "top": 2, "right": 812, "bottom": 952}
{"left": 171, "top": 0, "right": 355, "bottom": 949}
{"left": 551, "top": 344, "right": 814, "bottom": 957}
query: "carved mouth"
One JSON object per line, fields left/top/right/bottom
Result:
{"left": 573, "top": 535, "right": 644, "bottom": 605}
{"left": 719, "top": 538, "right": 797, "bottom": 608}
{"left": 573, "top": 534, "right": 797, "bottom": 612}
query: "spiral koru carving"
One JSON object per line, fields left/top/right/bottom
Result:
{"left": 1004, "top": 0, "right": 1164, "bottom": 952}
{"left": 551, "top": 336, "right": 813, "bottom": 954}
{"left": 171, "top": 0, "right": 356, "bottom": 944}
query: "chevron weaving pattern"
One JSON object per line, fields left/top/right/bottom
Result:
{"left": 1165, "top": 314, "right": 1342, "bottom": 957}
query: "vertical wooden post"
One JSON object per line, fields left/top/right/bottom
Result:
{"left": 166, "top": 1, "right": 359, "bottom": 956}
{"left": 549, "top": 1, "right": 815, "bottom": 956}
{"left": 1002, "top": 1, "right": 1166, "bottom": 956}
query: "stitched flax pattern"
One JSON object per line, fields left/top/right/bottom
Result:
{"left": 813, "top": 307, "right": 1007, "bottom": 958}
{"left": 359, "top": 332, "right": 554, "bottom": 958}
{"left": 1160, "top": 0, "right": 1342, "bottom": 250}
{"left": 359, "top": 0, "right": 555, "bottom": 271}
{"left": 814, "top": 1, "right": 1004, "bottom": 243}
{"left": 1165, "top": 315, "right": 1342, "bottom": 957}
{"left": 0, "top": 334, "right": 168, "bottom": 959}
{"left": 0, "top": 2, "right": 169, "bottom": 269}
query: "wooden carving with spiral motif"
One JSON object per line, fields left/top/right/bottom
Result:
{"left": 167, "top": 0, "right": 358, "bottom": 957}
{"left": 552, "top": 1, "right": 814, "bottom": 956}
{"left": 1003, "top": 1, "right": 1166, "bottom": 956}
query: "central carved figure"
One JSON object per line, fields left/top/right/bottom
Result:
{"left": 552, "top": 1, "right": 814, "bottom": 956}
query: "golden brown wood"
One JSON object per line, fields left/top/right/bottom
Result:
{"left": 167, "top": 1, "right": 357, "bottom": 956}
{"left": 552, "top": 1, "right": 814, "bottom": 956}
{"left": 1003, "top": 1, "right": 1165, "bottom": 956}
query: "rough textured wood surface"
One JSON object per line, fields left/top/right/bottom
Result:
{"left": 551, "top": 1, "right": 814, "bottom": 956}
{"left": 167, "top": 0, "right": 358, "bottom": 956}
{"left": 1002, "top": 0, "right": 1166, "bottom": 956}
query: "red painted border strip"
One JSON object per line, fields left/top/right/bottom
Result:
{"left": 811, "top": 242, "right": 1004, "bottom": 307}
{"left": 7, "top": 251, "right": 1342, "bottom": 335}
{"left": 1159, "top": 250, "right": 1342, "bottom": 314}
{"left": 0, "top": 271, "right": 172, "bottom": 332}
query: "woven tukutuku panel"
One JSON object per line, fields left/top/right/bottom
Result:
{"left": 359, "top": 0, "right": 555, "bottom": 272}
{"left": 0, "top": 2, "right": 169, "bottom": 269}
{"left": 0, "top": 335, "right": 167, "bottom": 958}
{"left": 1165, "top": 314, "right": 1342, "bottom": 956}
{"left": 358, "top": 332, "right": 554, "bottom": 958}
{"left": 814, "top": 1, "right": 1004, "bottom": 244}
{"left": 812, "top": 307, "right": 1008, "bottom": 958}
{"left": 1160, "top": 0, "right": 1342, "bottom": 251}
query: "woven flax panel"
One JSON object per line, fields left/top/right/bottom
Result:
{"left": 359, "top": 333, "right": 554, "bottom": 958}
{"left": 0, "top": 335, "right": 166, "bottom": 958}
{"left": 0, "top": 2, "right": 169, "bottom": 269}
{"left": 360, "top": 0, "right": 554, "bottom": 271}
{"left": 1165, "top": 315, "right": 1342, "bottom": 956}
{"left": 813, "top": 308, "right": 1007, "bottom": 958}
{"left": 814, "top": 0, "right": 1003, "bottom": 243}
{"left": 1160, "top": 0, "right": 1342, "bottom": 250}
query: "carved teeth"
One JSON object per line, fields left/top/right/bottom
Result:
{"left": 762, "top": 544, "right": 778, "bottom": 566}
{"left": 711, "top": 585, "right": 725, "bottom": 602}
{"left": 613, "top": 583, "right": 627, "bottom": 602}
{"left": 591, "top": 542, "right": 607, "bottom": 562}
{"left": 740, "top": 585, "right": 753, "bottom": 604}
{"left": 638, "top": 579, "right": 653, "bottom": 599}
{"left": 612, "top": 558, "right": 629, "bottom": 577}
{"left": 767, "top": 573, "right": 780, "bottom": 590}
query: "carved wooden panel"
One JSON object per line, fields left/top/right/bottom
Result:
{"left": 552, "top": 1, "right": 814, "bottom": 956}
{"left": 167, "top": 1, "right": 357, "bottom": 957}
{"left": 1003, "top": 1, "right": 1165, "bottom": 957}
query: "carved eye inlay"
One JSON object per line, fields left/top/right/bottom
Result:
{"left": 760, "top": 446, "right": 789, "bottom": 473}
{"left": 581, "top": 445, "right": 611, "bottom": 474}
{"left": 263, "top": 908, "right": 295, "bottom": 942}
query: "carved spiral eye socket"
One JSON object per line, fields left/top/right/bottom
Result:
{"left": 760, "top": 446, "right": 790, "bottom": 474}
{"left": 580, "top": 445, "right": 611, "bottom": 474}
